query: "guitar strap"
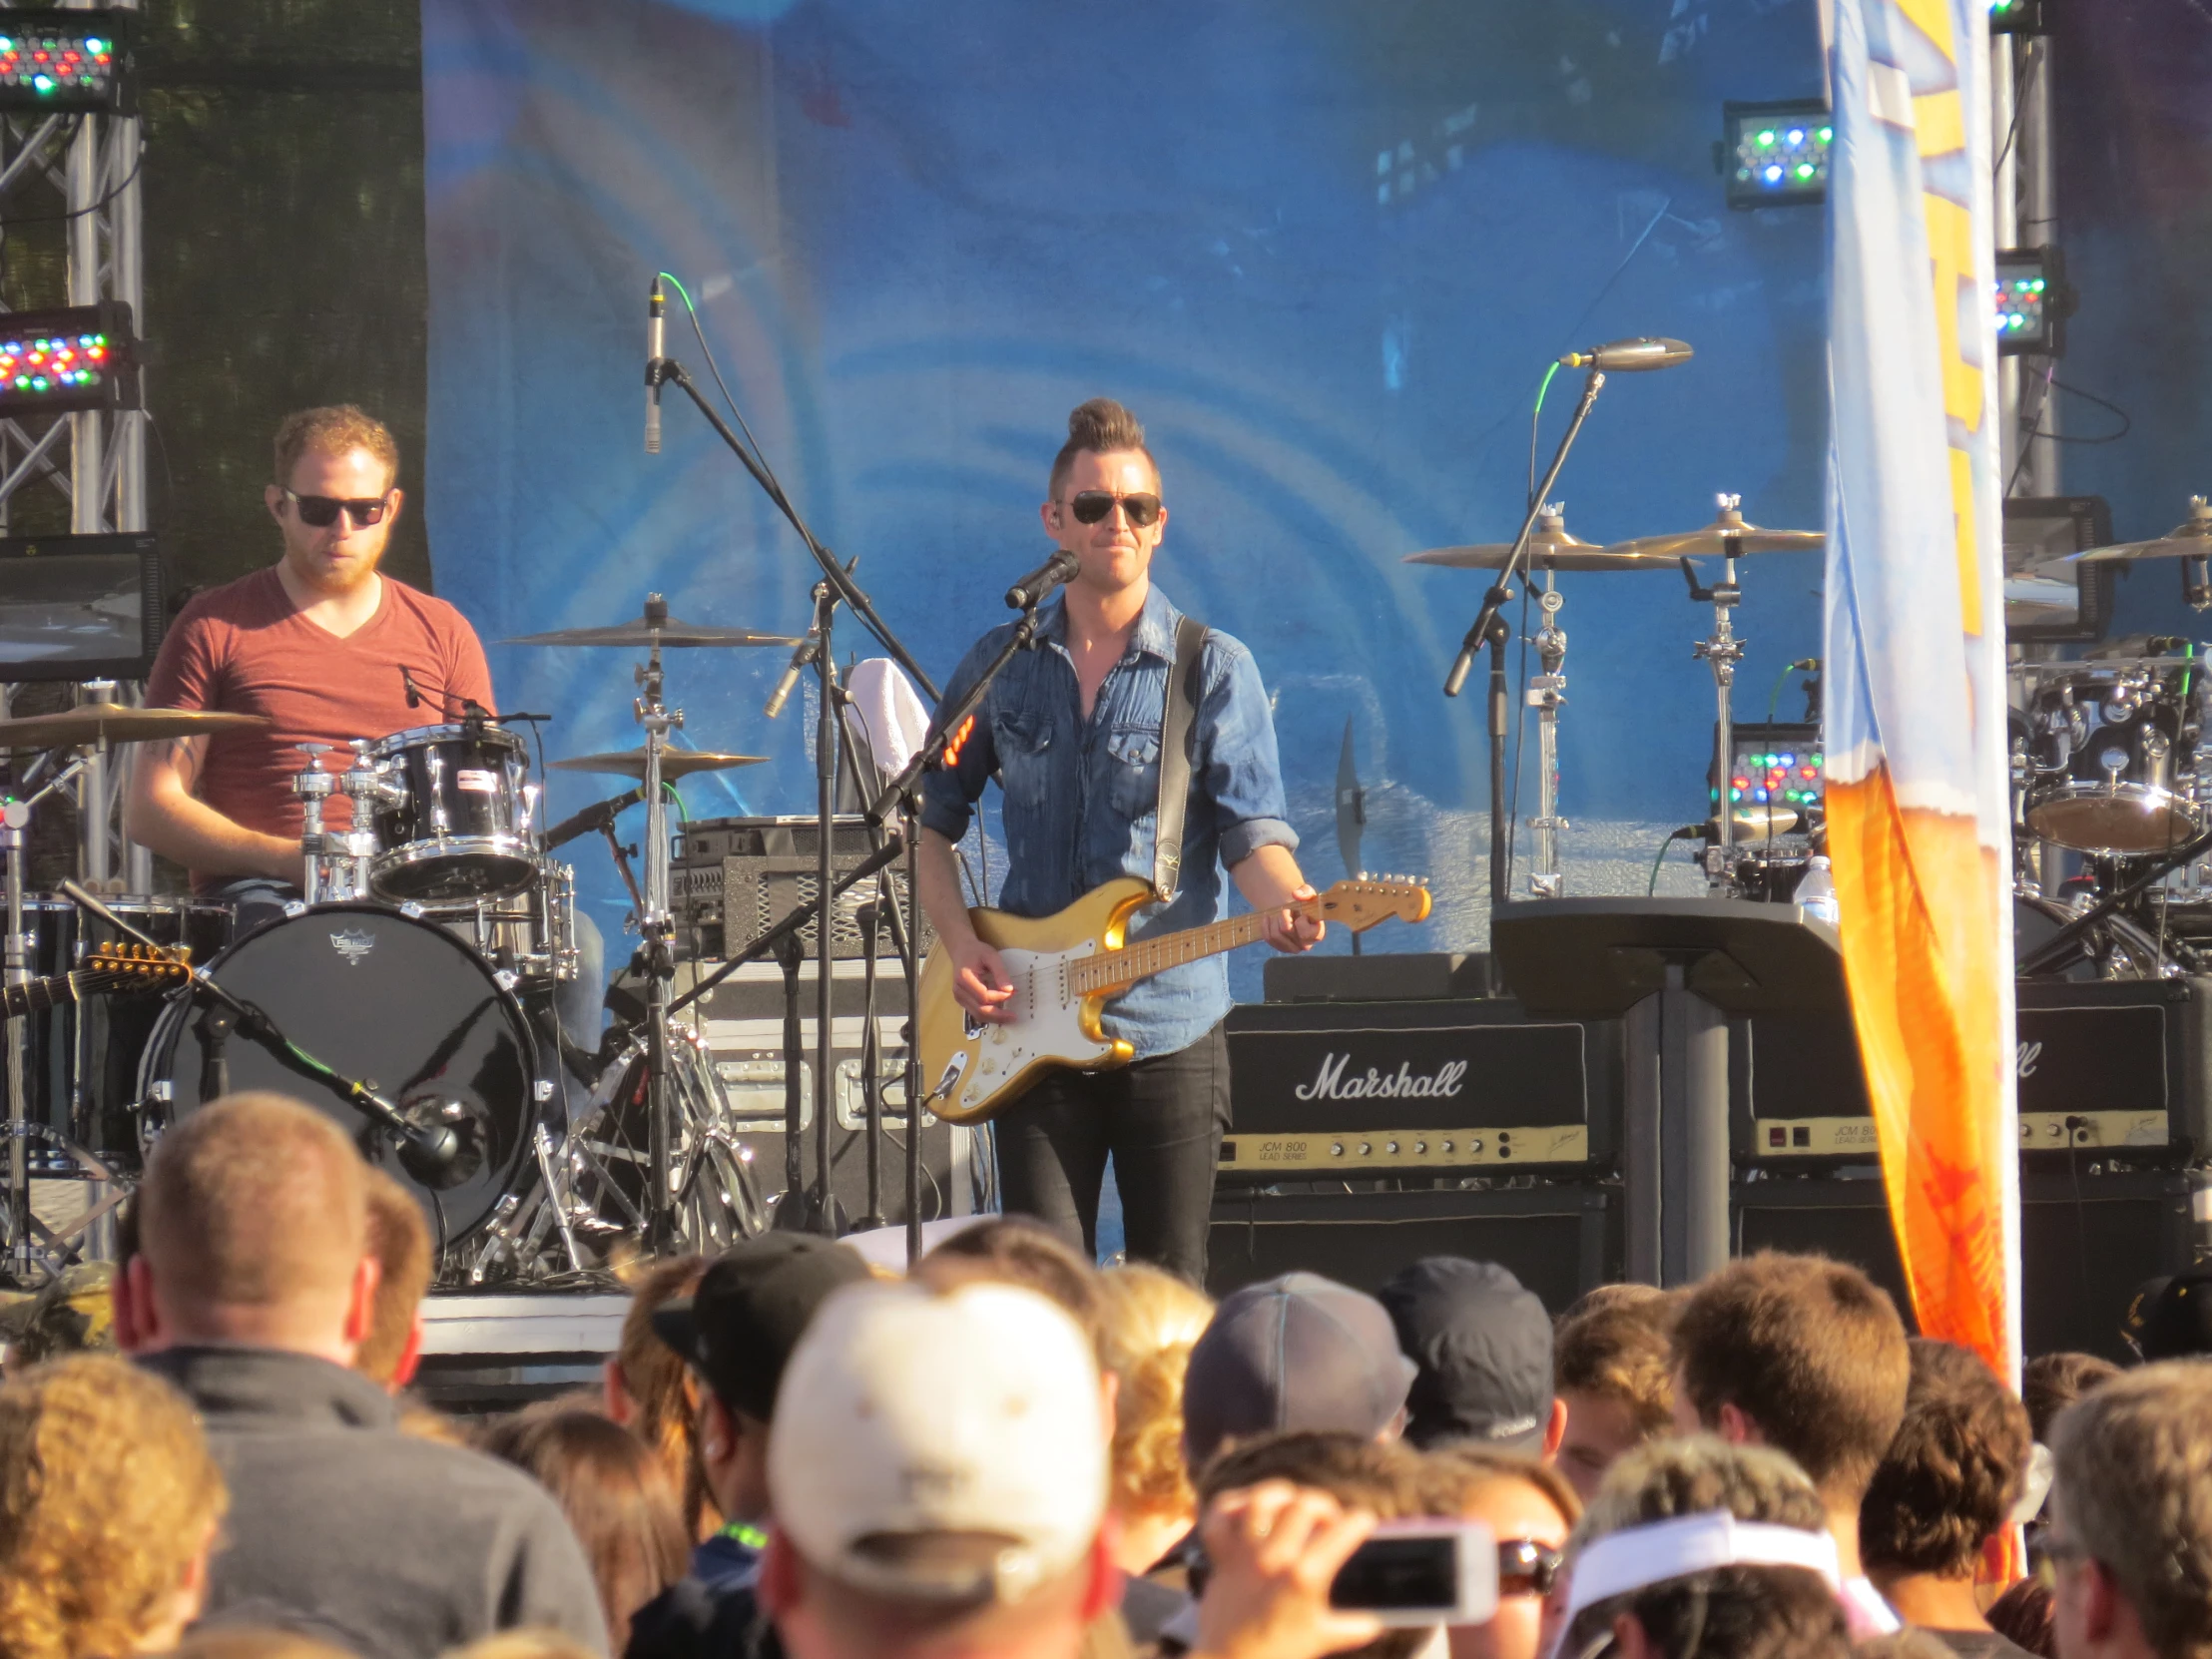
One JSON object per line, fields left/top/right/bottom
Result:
{"left": 1153, "top": 613, "right": 1209, "bottom": 904}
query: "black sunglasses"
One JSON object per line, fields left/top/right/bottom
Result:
{"left": 1064, "top": 489, "right": 1162, "bottom": 528}
{"left": 1498, "top": 1538, "right": 1563, "bottom": 1597}
{"left": 283, "top": 488, "right": 391, "bottom": 528}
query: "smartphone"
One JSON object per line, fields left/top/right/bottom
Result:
{"left": 1329, "top": 1518, "right": 1499, "bottom": 1627}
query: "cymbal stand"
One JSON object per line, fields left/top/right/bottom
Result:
{"left": 632, "top": 596, "right": 682, "bottom": 1253}
{"left": 1527, "top": 547, "right": 1569, "bottom": 898}
{"left": 1682, "top": 495, "right": 1749, "bottom": 892}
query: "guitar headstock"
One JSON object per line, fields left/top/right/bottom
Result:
{"left": 1315, "top": 875, "right": 1432, "bottom": 930}
{"left": 85, "top": 942, "right": 192, "bottom": 984}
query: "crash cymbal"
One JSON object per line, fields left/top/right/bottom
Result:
{"left": 0, "top": 706, "right": 270, "bottom": 750}
{"left": 1729, "top": 805, "right": 1803, "bottom": 837}
{"left": 2070, "top": 496, "right": 2212, "bottom": 562}
{"left": 547, "top": 749, "right": 768, "bottom": 780}
{"left": 1404, "top": 506, "right": 1676, "bottom": 573}
{"left": 505, "top": 598, "right": 797, "bottom": 649}
{"left": 1604, "top": 494, "right": 1824, "bottom": 560}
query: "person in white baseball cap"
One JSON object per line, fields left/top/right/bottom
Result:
{"left": 756, "top": 1277, "right": 1120, "bottom": 1659}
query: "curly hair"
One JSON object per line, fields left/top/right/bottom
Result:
{"left": 1670, "top": 1252, "right": 1910, "bottom": 1502}
{"left": 1556, "top": 1298, "right": 1678, "bottom": 1436}
{"left": 272, "top": 404, "right": 399, "bottom": 492}
{"left": 1048, "top": 397, "right": 1158, "bottom": 497}
{"left": 2020, "top": 1351, "right": 2119, "bottom": 1445}
{"left": 0, "top": 1356, "right": 229, "bottom": 1659}
{"left": 1096, "top": 1263, "right": 1213, "bottom": 1522}
{"left": 1860, "top": 1339, "right": 2031, "bottom": 1578}
{"left": 1566, "top": 1435, "right": 1837, "bottom": 1659}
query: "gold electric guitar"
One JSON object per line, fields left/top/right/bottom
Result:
{"left": 0, "top": 943, "right": 193, "bottom": 1019}
{"left": 918, "top": 874, "right": 1431, "bottom": 1126}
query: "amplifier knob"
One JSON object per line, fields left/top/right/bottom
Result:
{"left": 1440, "top": 1139, "right": 1454, "bottom": 1153}
{"left": 1466, "top": 1136, "right": 1483, "bottom": 1155}
{"left": 2047, "top": 1123, "right": 2064, "bottom": 1139}
{"left": 1386, "top": 1141, "right": 1400, "bottom": 1155}
{"left": 1330, "top": 1142, "right": 1345, "bottom": 1157}
{"left": 1359, "top": 1142, "right": 1373, "bottom": 1156}
{"left": 1414, "top": 1140, "right": 1428, "bottom": 1155}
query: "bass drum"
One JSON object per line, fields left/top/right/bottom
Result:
{"left": 2014, "top": 893, "right": 2166, "bottom": 981}
{"left": 140, "top": 903, "right": 548, "bottom": 1242}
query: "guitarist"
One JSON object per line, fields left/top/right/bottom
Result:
{"left": 915, "top": 396, "right": 1322, "bottom": 1283}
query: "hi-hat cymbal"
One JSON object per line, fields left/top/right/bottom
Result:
{"left": 2071, "top": 496, "right": 2212, "bottom": 562}
{"left": 505, "top": 608, "right": 798, "bottom": 649}
{"left": 0, "top": 706, "right": 270, "bottom": 750}
{"left": 1404, "top": 506, "right": 1676, "bottom": 573}
{"left": 1605, "top": 494, "right": 1824, "bottom": 560}
{"left": 548, "top": 749, "right": 768, "bottom": 780}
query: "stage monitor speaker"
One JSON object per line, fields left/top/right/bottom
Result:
{"left": 1733, "top": 1169, "right": 2193, "bottom": 1364}
{"left": 1206, "top": 1183, "right": 1618, "bottom": 1310}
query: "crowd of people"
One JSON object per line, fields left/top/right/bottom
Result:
{"left": 0, "top": 1089, "right": 2207, "bottom": 1659}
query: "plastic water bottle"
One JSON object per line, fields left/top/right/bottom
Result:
{"left": 1796, "top": 854, "right": 1841, "bottom": 926}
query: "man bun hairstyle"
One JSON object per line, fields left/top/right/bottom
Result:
{"left": 1049, "top": 396, "right": 1158, "bottom": 498}
{"left": 1860, "top": 1338, "right": 2032, "bottom": 1578}
{"left": 1670, "top": 1252, "right": 1910, "bottom": 1503}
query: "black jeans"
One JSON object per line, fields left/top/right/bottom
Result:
{"left": 992, "top": 1020, "right": 1229, "bottom": 1285}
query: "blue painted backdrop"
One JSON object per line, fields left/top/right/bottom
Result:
{"left": 420, "top": 0, "right": 1837, "bottom": 973}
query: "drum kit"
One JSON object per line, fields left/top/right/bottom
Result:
{"left": 0, "top": 598, "right": 799, "bottom": 1288}
{"left": 1408, "top": 488, "right": 2212, "bottom": 985}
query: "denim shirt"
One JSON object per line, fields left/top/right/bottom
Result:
{"left": 919, "top": 583, "right": 1297, "bottom": 1059}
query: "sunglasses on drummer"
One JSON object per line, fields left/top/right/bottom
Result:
{"left": 282, "top": 488, "right": 392, "bottom": 528}
{"left": 1061, "top": 489, "right": 1163, "bottom": 528}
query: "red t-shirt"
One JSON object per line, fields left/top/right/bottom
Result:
{"left": 144, "top": 566, "right": 497, "bottom": 877}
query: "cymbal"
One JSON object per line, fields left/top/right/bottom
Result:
{"left": 505, "top": 609, "right": 798, "bottom": 649}
{"left": 1404, "top": 506, "right": 1676, "bottom": 573}
{"left": 2070, "top": 497, "right": 2212, "bottom": 563}
{"left": 547, "top": 749, "right": 768, "bottom": 780}
{"left": 1605, "top": 495, "right": 1824, "bottom": 560}
{"left": 0, "top": 706, "right": 270, "bottom": 750}
{"left": 1728, "top": 805, "right": 1803, "bottom": 837}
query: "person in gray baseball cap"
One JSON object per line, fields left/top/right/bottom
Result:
{"left": 1181, "top": 1272, "right": 1418, "bottom": 1473}
{"left": 1377, "top": 1257, "right": 1564, "bottom": 1456}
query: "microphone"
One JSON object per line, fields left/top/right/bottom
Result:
{"left": 764, "top": 632, "right": 823, "bottom": 720}
{"left": 543, "top": 785, "right": 645, "bottom": 851}
{"left": 1005, "top": 548, "right": 1080, "bottom": 610}
{"left": 399, "top": 664, "right": 424, "bottom": 710}
{"left": 1558, "top": 336, "right": 1694, "bottom": 372}
{"left": 645, "top": 278, "right": 666, "bottom": 455}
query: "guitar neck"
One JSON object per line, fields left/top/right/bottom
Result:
{"left": 1072, "top": 904, "right": 1303, "bottom": 996}
{"left": 1, "top": 969, "right": 84, "bottom": 1020}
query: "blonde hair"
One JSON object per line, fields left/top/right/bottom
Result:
{"left": 358, "top": 1168, "right": 433, "bottom": 1385}
{"left": 0, "top": 1357, "right": 229, "bottom": 1659}
{"left": 612, "top": 1254, "right": 718, "bottom": 1535}
{"left": 1096, "top": 1263, "right": 1213, "bottom": 1520}
{"left": 272, "top": 404, "right": 399, "bottom": 492}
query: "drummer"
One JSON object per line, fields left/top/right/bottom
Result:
{"left": 127, "top": 404, "right": 604, "bottom": 1054}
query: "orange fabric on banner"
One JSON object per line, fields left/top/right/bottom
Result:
{"left": 1825, "top": 771, "right": 2010, "bottom": 1376}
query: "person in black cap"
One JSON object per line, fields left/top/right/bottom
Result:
{"left": 626, "top": 1233, "right": 870, "bottom": 1659}
{"left": 1376, "top": 1258, "right": 1565, "bottom": 1457}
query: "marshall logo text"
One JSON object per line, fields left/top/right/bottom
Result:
{"left": 1294, "top": 1052, "right": 1470, "bottom": 1103}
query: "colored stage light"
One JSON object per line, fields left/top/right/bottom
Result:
{"left": 1989, "top": 0, "right": 2048, "bottom": 35}
{"left": 1720, "top": 100, "right": 1831, "bottom": 209}
{"left": 0, "top": 12, "right": 133, "bottom": 114}
{"left": 0, "top": 302, "right": 139, "bottom": 415}
{"left": 1995, "top": 247, "right": 2069, "bottom": 356}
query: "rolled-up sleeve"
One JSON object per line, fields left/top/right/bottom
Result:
{"left": 917, "top": 634, "right": 1001, "bottom": 844}
{"left": 1200, "top": 636, "right": 1299, "bottom": 868}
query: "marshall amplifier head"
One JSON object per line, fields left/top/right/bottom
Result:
{"left": 1222, "top": 998, "right": 1618, "bottom": 1181}
{"left": 1734, "top": 977, "right": 2212, "bottom": 1168}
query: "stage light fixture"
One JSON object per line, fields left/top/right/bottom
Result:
{"left": 1720, "top": 100, "right": 1832, "bottom": 210}
{"left": 1995, "top": 247, "right": 2069, "bottom": 356}
{"left": 0, "top": 302, "right": 138, "bottom": 415}
{"left": 1989, "top": 0, "right": 2048, "bottom": 36}
{"left": 0, "top": 12, "right": 133, "bottom": 115}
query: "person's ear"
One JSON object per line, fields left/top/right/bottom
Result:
{"left": 1100, "top": 1367, "right": 1120, "bottom": 1437}
{"left": 1613, "top": 1611, "right": 1660, "bottom": 1659}
{"left": 1078, "top": 1527, "right": 1121, "bottom": 1622}
{"left": 1039, "top": 498, "right": 1063, "bottom": 540}
{"left": 1543, "top": 1396, "right": 1569, "bottom": 1460}
{"left": 382, "top": 487, "right": 405, "bottom": 529}
{"left": 2080, "top": 1556, "right": 2125, "bottom": 1644}
{"left": 604, "top": 1357, "right": 637, "bottom": 1425}
{"left": 1715, "top": 1400, "right": 1761, "bottom": 1446}
{"left": 341, "top": 1254, "right": 382, "bottom": 1354}
{"left": 266, "top": 484, "right": 286, "bottom": 525}
{"left": 701, "top": 1392, "right": 736, "bottom": 1463}
{"left": 114, "top": 1256, "right": 156, "bottom": 1353}
{"left": 757, "top": 1528, "right": 801, "bottom": 1619}
{"left": 388, "top": 1311, "right": 424, "bottom": 1390}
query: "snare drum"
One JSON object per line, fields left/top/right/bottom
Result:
{"left": 368, "top": 724, "right": 539, "bottom": 903}
{"left": 415, "top": 859, "right": 578, "bottom": 987}
{"left": 19, "top": 895, "right": 233, "bottom": 1171}
{"left": 2021, "top": 663, "right": 2203, "bottom": 855}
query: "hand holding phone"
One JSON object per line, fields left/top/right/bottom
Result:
{"left": 1330, "top": 1518, "right": 1500, "bottom": 1627}
{"left": 1190, "top": 1481, "right": 1389, "bottom": 1659}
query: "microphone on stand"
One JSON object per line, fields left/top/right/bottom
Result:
{"left": 1005, "top": 548, "right": 1080, "bottom": 611}
{"left": 543, "top": 785, "right": 646, "bottom": 851}
{"left": 399, "top": 664, "right": 424, "bottom": 710}
{"left": 764, "top": 633, "right": 823, "bottom": 720}
{"left": 645, "top": 278, "right": 666, "bottom": 455}
{"left": 1558, "top": 336, "right": 1695, "bottom": 372}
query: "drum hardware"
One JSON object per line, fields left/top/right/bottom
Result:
{"left": 2013, "top": 827, "right": 2212, "bottom": 979}
{"left": 1528, "top": 551, "right": 1568, "bottom": 898}
{"left": 2013, "top": 658, "right": 2204, "bottom": 855}
{"left": 368, "top": 723, "right": 539, "bottom": 903}
{"left": 1680, "top": 497, "right": 1756, "bottom": 883}
{"left": 546, "top": 748, "right": 768, "bottom": 781}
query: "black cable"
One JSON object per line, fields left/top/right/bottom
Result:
{"left": 0, "top": 137, "right": 142, "bottom": 229}
{"left": 2041, "top": 379, "right": 2133, "bottom": 444}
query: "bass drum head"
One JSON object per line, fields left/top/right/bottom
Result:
{"left": 143, "top": 903, "right": 543, "bottom": 1241}
{"left": 2014, "top": 893, "right": 2166, "bottom": 982}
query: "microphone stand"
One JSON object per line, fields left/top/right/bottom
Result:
{"left": 1440, "top": 365, "right": 1607, "bottom": 921}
